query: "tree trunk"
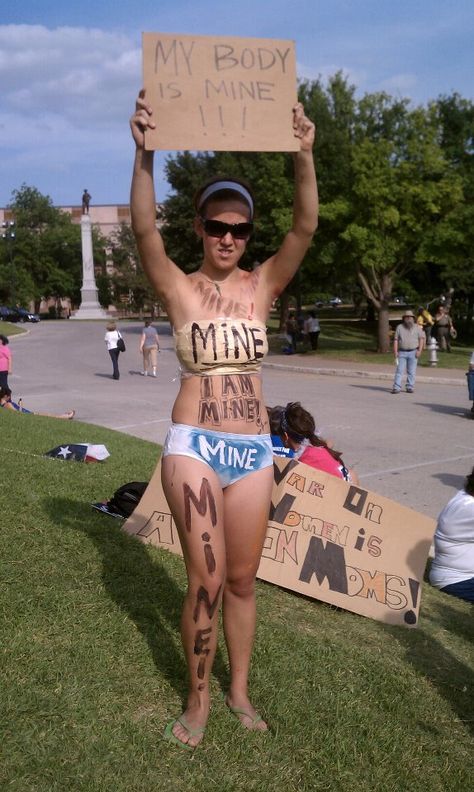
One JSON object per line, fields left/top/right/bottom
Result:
{"left": 357, "top": 269, "right": 393, "bottom": 353}
{"left": 467, "top": 294, "right": 474, "bottom": 337}
{"left": 377, "top": 300, "right": 391, "bottom": 353}
{"left": 279, "top": 290, "right": 291, "bottom": 332}
{"left": 376, "top": 273, "right": 393, "bottom": 353}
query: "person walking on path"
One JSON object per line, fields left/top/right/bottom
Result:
{"left": 433, "top": 305, "right": 455, "bottom": 352}
{"left": 130, "top": 89, "right": 318, "bottom": 749}
{"left": 0, "top": 334, "right": 12, "bottom": 389}
{"left": 391, "top": 310, "right": 425, "bottom": 394}
{"left": 139, "top": 319, "right": 159, "bottom": 376}
{"left": 104, "top": 321, "right": 123, "bottom": 380}
{"left": 304, "top": 310, "right": 320, "bottom": 350}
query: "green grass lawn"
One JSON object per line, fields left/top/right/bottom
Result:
{"left": 269, "top": 320, "right": 471, "bottom": 369}
{"left": 1, "top": 412, "right": 473, "bottom": 792}
{"left": 0, "top": 321, "right": 26, "bottom": 337}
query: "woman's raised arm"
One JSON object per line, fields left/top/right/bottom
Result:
{"left": 130, "top": 90, "right": 186, "bottom": 302}
{"left": 261, "top": 103, "right": 318, "bottom": 298}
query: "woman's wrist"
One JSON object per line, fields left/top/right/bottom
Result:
{"left": 134, "top": 147, "right": 154, "bottom": 171}
{"left": 292, "top": 148, "right": 315, "bottom": 167}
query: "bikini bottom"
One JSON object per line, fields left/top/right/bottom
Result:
{"left": 162, "top": 422, "right": 273, "bottom": 488}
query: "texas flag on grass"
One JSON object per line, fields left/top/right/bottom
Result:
{"left": 45, "top": 444, "right": 110, "bottom": 462}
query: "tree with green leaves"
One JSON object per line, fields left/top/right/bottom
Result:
{"left": 297, "top": 74, "right": 358, "bottom": 303}
{"left": 422, "top": 94, "right": 474, "bottom": 332}
{"left": 339, "top": 98, "right": 462, "bottom": 351}
{"left": 147, "top": 78, "right": 473, "bottom": 352}
{"left": 1, "top": 185, "right": 83, "bottom": 310}
{"left": 109, "top": 223, "right": 156, "bottom": 315}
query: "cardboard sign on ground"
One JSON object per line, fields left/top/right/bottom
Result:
{"left": 123, "top": 457, "right": 435, "bottom": 627}
{"left": 142, "top": 32, "right": 299, "bottom": 152}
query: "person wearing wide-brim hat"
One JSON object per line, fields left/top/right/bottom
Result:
{"left": 391, "top": 309, "right": 425, "bottom": 394}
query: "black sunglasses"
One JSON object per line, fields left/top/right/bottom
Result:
{"left": 200, "top": 217, "right": 253, "bottom": 240}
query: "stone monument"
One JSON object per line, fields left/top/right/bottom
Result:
{"left": 71, "top": 211, "right": 108, "bottom": 320}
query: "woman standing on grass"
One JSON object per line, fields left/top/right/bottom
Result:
{"left": 0, "top": 334, "right": 12, "bottom": 389}
{"left": 130, "top": 89, "right": 318, "bottom": 749}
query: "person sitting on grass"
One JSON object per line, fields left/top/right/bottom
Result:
{"left": 268, "top": 401, "right": 359, "bottom": 484}
{"left": 429, "top": 466, "right": 474, "bottom": 604}
{"left": 0, "top": 387, "right": 75, "bottom": 419}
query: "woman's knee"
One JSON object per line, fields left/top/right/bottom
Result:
{"left": 224, "top": 572, "right": 256, "bottom": 600}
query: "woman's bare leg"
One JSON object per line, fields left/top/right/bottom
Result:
{"left": 162, "top": 455, "right": 226, "bottom": 747}
{"left": 35, "top": 409, "right": 75, "bottom": 419}
{"left": 222, "top": 465, "right": 274, "bottom": 730}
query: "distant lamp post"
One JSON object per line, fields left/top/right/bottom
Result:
{"left": 1, "top": 221, "right": 16, "bottom": 304}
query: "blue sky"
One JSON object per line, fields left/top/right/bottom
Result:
{"left": 1, "top": 1, "right": 473, "bottom": 207}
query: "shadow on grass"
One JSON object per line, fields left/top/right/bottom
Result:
{"left": 428, "top": 596, "right": 474, "bottom": 645}
{"left": 379, "top": 542, "right": 474, "bottom": 736}
{"left": 385, "top": 601, "right": 474, "bottom": 736}
{"left": 43, "top": 496, "right": 230, "bottom": 700}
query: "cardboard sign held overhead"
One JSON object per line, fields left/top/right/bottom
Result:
{"left": 123, "top": 457, "right": 436, "bottom": 628}
{"left": 142, "top": 32, "right": 299, "bottom": 152}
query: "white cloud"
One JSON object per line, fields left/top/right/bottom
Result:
{"left": 0, "top": 24, "right": 140, "bottom": 129}
{"left": 378, "top": 73, "right": 418, "bottom": 96}
{"left": 297, "top": 60, "right": 367, "bottom": 91}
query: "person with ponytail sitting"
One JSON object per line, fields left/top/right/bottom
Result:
{"left": 268, "top": 402, "right": 359, "bottom": 484}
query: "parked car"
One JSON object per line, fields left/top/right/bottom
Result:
{"left": 13, "top": 307, "right": 40, "bottom": 323}
{"left": 0, "top": 305, "right": 20, "bottom": 322}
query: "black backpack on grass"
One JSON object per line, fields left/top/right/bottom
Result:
{"left": 107, "top": 481, "right": 148, "bottom": 518}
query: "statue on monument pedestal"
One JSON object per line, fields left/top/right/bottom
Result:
{"left": 82, "top": 189, "right": 91, "bottom": 214}
{"left": 72, "top": 207, "right": 108, "bottom": 319}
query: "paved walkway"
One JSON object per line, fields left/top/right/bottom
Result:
{"left": 5, "top": 320, "right": 473, "bottom": 521}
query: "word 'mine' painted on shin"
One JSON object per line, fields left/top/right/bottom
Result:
{"left": 194, "top": 626, "right": 212, "bottom": 681}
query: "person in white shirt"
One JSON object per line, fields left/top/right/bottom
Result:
{"left": 429, "top": 467, "right": 474, "bottom": 603}
{"left": 304, "top": 310, "right": 320, "bottom": 350}
{"left": 104, "top": 321, "right": 122, "bottom": 380}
